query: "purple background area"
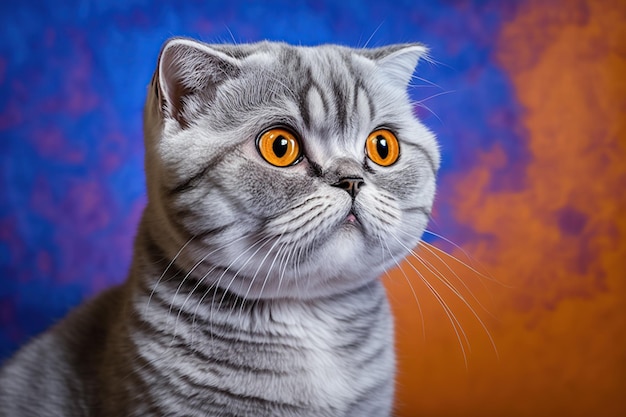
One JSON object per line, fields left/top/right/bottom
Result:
{"left": 0, "top": 0, "right": 522, "bottom": 360}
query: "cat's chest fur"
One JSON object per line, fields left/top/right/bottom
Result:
{"left": 118, "top": 277, "right": 395, "bottom": 416}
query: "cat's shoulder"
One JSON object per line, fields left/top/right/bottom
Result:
{"left": 0, "top": 285, "right": 126, "bottom": 416}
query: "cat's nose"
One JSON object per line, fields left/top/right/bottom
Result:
{"left": 333, "top": 177, "right": 365, "bottom": 198}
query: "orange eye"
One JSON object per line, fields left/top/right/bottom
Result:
{"left": 365, "top": 129, "right": 400, "bottom": 166}
{"left": 256, "top": 127, "right": 302, "bottom": 167}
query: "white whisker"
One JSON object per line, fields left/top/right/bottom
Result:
{"left": 277, "top": 240, "right": 297, "bottom": 296}
{"left": 412, "top": 244, "right": 498, "bottom": 359}
{"left": 188, "top": 235, "right": 272, "bottom": 347}
{"left": 416, "top": 90, "right": 456, "bottom": 104}
{"left": 362, "top": 21, "right": 385, "bottom": 49}
{"left": 235, "top": 228, "right": 289, "bottom": 333}
{"left": 395, "top": 230, "right": 499, "bottom": 360}
{"left": 419, "top": 241, "right": 498, "bottom": 319}
{"left": 169, "top": 234, "right": 249, "bottom": 343}
{"left": 404, "top": 254, "right": 469, "bottom": 368}
{"left": 410, "top": 75, "right": 444, "bottom": 90}
{"left": 381, "top": 237, "right": 426, "bottom": 341}
{"left": 144, "top": 236, "right": 195, "bottom": 316}
{"left": 202, "top": 235, "right": 276, "bottom": 332}
{"left": 422, "top": 229, "right": 503, "bottom": 285}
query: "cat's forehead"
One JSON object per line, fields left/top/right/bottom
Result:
{"left": 226, "top": 43, "right": 406, "bottom": 139}
{"left": 242, "top": 42, "right": 373, "bottom": 84}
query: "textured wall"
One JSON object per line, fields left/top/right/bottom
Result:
{"left": 0, "top": 1, "right": 624, "bottom": 416}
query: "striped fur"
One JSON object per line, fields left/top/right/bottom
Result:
{"left": 0, "top": 38, "right": 439, "bottom": 416}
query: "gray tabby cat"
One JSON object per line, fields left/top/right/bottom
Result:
{"left": 0, "top": 37, "right": 439, "bottom": 416}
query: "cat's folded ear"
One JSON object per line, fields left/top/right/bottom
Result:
{"left": 358, "top": 44, "right": 428, "bottom": 90}
{"left": 152, "top": 38, "right": 241, "bottom": 128}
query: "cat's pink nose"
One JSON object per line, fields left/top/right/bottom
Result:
{"left": 333, "top": 177, "right": 364, "bottom": 198}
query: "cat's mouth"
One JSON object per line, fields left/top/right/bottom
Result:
{"left": 343, "top": 210, "right": 362, "bottom": 228}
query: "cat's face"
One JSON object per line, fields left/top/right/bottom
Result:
{"left": 143, "top": 39, "right": 439, "bottom": 299}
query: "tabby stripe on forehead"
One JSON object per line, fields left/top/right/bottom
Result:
{"left": 297, "top": 68, "right": 329, "bottom": 129}
{"left": 343, "top": 53, "right": 376, "bottom": 122}
{"left": 332, "top": 79, "right": 349, "bottom": 132}
{"left": 353, "top": 81, "right": 376, "bottom": 121}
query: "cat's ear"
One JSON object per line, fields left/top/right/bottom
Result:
{"left": 360, "top": 44, "right": 428, "bottom": 90}
{"left": 153, "top": 38, "right": 240, "bottom": 128}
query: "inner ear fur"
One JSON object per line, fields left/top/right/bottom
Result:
{"left": 155, "top": 38, "right": 241, "bottom": 128}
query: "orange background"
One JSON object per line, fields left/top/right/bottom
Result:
{"left": 388, "top": 1, "right": 626, "bottom": 416}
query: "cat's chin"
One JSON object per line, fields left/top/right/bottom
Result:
{"left": 305, "top": 227, "right": 387, "bottom": 287}
{"left": 212, "top": 227, "right": 385, "bottom": 300}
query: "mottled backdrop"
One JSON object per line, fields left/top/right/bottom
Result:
{"left": 0, "top": 1, "right": 624, "bottom": 416}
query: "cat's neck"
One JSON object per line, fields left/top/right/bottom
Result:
{"left": 126, "top": 213, "right": 387, "bottom": 325}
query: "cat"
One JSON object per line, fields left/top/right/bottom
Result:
{"left": 0, "top": 37, "right": 439, "bottom": 416}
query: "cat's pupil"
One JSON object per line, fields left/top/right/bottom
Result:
{"left": 273, "top": 136, "right": 288, "bottom": 158}
{"left": 376, "top": 136, "right": 389, "bottom": 159}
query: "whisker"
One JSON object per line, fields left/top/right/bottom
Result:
{"left": 293, "top": 241, "right": 306, "bottom": 294}
{"left": 239, "top": 228, "right": 287, "bottom": 303}
{"left": 168, "top": 234, "right": 249, "bottom": 343}
{"left": 418, "top": 241, "right": 497, "bottom": 319}
{"left": 224, "top": 24, "right": 237, "bottom": 44}
{"left": 250, "top": 241, "right": 288, "bottom": 333}
{"left": 144, "top": 236, "right": 195, "bottom": 316}
{"left": 414, "top": 101, "right": 443, "bottom": 124}
{"left": 362, "top": 21, "right": 385, "bottom": 49}
{"left": 382, "top": 237, "right": 425, "bottom": 341}
{"left": 397, "top": 229, "right": 493, "bottom": 310}
{"left": 256, "top": 240, "right": 287, "bottom": 300}
{"left": 410, "top": 244, "right": 498, "bottom": 359}
{"left": 197, "top": 235, "right": 276, "bottom": 338}
{"left": 390, "top": 233, "right": 472, "bottom": 364}
{"left": 235, "top": 229, "right": 289, "bottom": 333}
{"left": 276, "top": 240, "right": 294, "bottom": 296}
{"left": 421, "top": 230, "right": 504, "bottom": 285}
{"left": 402, "top": 252, "right": 470, "bottom": 368}
{"left": 395, "top": 231, "right": 500, "bottom": 359}
{"left": 188, "top": 235, "right": 272, "bottom": 348}
{"left": 410, "top": 75, "right": 444, "bottom": 90}
{"left": 416, "top": 90, "right": 456, "bottom": 104}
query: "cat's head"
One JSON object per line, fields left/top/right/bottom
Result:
{"left": 143, "top": 38, "right": 439, "bottom": 299}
